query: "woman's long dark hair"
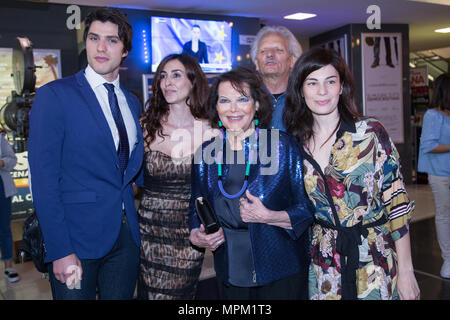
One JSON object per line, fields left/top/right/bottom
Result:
{"left": 431, "top": 72, "right": 450, "bottom": 111}
{"left": 284, "top": 47, "right": 361, "bottom": 144}
{"left": 206, "top": 67, "right": 272, "bottom": 129}
{"left": 140, "top": 53, "right": 209, "bottom": 148}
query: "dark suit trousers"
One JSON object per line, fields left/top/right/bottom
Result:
{"left": 48, "top": 216, "right": 139, "bottom": 300}
{"left": 218, "top": 271, "right": 308, "bottom": 300}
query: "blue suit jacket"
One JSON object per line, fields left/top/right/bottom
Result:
{"left": 28, "top": 70, "right": 144, "bottom": 263}
{"left": 189, "top": 130, "right": 313, "bottom": 286}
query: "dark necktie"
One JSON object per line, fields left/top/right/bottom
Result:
{"left": 103, "top": 83, "right": 129, "bottom": 178}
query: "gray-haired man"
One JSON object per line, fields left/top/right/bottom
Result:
{"left": 250, "top": 26, "right": 302, "bottom": 131}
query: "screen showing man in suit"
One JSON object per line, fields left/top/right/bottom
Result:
{"left": 151, "top": 16, "right": 232, "bottom": 74}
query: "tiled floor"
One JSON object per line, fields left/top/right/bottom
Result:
{"left": 1, "top": 183, "right": 449, "bottom": 300}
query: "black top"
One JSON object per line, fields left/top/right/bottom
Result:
{"left": 182, "top": 40, "right": 209, "bottom": 63}
{"left": 213, "top": 147, "right": 256, "bottom": 287}
{"left": 272, "top": 92, "right": 284, "bottom": 100}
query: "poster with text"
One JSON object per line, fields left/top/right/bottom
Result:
{"left": 0, "top": 48, "right": 15, "bottom": 106}
{"left": 361, "top": 33, "right": 404, "bottom": 143}
{"left": 410, "top": 66, "right": 429, "bottom": 105}
{"left": 10, "top": 151, "right": 33, "bottom": 219}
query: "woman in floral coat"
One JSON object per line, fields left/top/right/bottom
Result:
{"left": 284, "top": 47, "right": 420, "bottom": 300}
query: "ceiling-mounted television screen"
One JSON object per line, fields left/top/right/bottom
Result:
{"left": 151, "top": 16, "right": 232, "bottom": 73}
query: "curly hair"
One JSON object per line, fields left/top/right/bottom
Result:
{"left": 140, "top": 54, "right": 209, "bottom": 148}
{"left": 205, "top": 67, "right": 272, "bottom": 129}
{"left": 284, "top": 47, "right": 361, "bottom": 144}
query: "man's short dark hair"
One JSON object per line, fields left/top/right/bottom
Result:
{"left": 83, "top": 8, "right": 133, "bottom": 55}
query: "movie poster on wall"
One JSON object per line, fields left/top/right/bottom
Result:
{"left": 410, "top": 66, "right": 429, "bottom": 105}
{"left": 0, "top": 48, "right": 16, "bottom": 106}
{"left": 33, "top": 49, "right": 62, "bottom": 88}
{"left": 0, "top": 48, "right": 62, "bottom": 105}
{"left": 316, "top": 34, "right": 348, "bottom": 64}
{"left": 361, "top": 33, "right": 404, "bottom": 143}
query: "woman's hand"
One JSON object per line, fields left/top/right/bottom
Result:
{"left": 240, "top": 190, "right": 292, "bottom": 229}
{"left": 397, "top": 269, "right": 420, "bottom": 300}
{"left": 189, "top": 225, "right": 225, "bottom": 251}
{"left": 239, "top": 190, "right": 271, "bottom": 224}
{"left": 395, "top": 232, "right": 420, "bottom": 300}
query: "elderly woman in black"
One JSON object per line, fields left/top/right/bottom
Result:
{"left": 188, "top": 67, "right": 313, "bottom": 300}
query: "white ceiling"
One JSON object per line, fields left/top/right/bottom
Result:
{"left": 47, "top": 0, "right": 450, "bottom": 53}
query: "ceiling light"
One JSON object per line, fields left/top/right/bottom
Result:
{"left": 284, "top": 13, "right": 316, "bottom": 20}
{"left": 435, "top": 27, "right": 450, "bottom": 33}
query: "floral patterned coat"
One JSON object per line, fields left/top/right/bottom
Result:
{"left": 302, "top": 118, "right": 414, "bottom": 300}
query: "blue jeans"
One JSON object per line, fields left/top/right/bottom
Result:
{"left": 0, "top": 179, "right": 13, "bottom": 261}
{"left": 48, "top": 215, "right": 139, "bottom": 300}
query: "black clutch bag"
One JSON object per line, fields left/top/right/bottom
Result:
{"left": 194, "top": 197, "right": 220, "bottom": 234}
{"left": 19, "top": 211, "right": 48, "bottom": 273}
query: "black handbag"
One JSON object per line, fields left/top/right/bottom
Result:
{"left": 194, "top": 197, "right": 220, "bottom": 234}
{"left": 19, "top": 211, "right": 48, "bottom": 273}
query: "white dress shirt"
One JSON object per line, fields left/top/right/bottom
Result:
{"left": 84, "top": 65, "right": 137, "bottom": 156}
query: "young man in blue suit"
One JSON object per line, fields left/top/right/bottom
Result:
{"left": 28, "top": 8, "right": 143, "bottom": 299}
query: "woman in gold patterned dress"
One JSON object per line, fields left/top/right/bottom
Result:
{"left": 284, "top": 47, "right": 420, "bottom": 300}
{"left": 137, "top": 53, "right": 214, "bottom": 299}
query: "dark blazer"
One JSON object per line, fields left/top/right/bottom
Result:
{"left": 28, "top": 70, "right": 144, "bottom": 263}
{"left": 182, "top": 40, "right": 209, "bottom": 63}
{"left": 189, "top": 129, "right": 313, "bottom": 286}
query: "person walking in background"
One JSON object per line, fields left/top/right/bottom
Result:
{"left": 418, "top": 72, "right": 450, "bottom": 279}
{"left": 250, "top": 25, "right": 302, "bottom": 131}
{"left": 28, "top": 8, "right": 143, "bottom": 299}
{"left": 284, "top": 47, "right": 420, "bottom": 300}
{"left": 137, "top": 53, "right": 213, "bottom": 299}
{"left": 0, "top": 129, "right": 19, "bottom": 283}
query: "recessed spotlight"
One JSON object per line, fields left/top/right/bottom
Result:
{"left": 435, "top": 27, "right": 450, "bottom": 33}
{"left": 284, "top": 12, "right": 316, "bottom": 20}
